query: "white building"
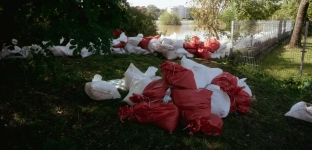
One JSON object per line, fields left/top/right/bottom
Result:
{"left": 167, "top": 5, "right": 190, "bottom": 19}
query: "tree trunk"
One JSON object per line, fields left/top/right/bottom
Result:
{"left": 289, "top": 0, "right": 309, "bottom": 48}
{"left": 211, "top": 27, "right": 219, "bottom": 40}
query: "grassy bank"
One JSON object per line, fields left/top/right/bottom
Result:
{"left": 261, "top": 39, "right": 312, "bottom": 80}
{"left": 0, "top": 53, "right": 311, "bottom": 150}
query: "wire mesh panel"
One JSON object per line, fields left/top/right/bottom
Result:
{"left": 230, "top": 20, "right": 295, "bottom": 77}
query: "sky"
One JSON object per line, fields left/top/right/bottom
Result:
{"left": 127, "top": 0, "right": 189, "bottom": 9}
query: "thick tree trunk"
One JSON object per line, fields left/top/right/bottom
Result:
{"left": 289, "top": 0, "right": 309, "bottom": 48}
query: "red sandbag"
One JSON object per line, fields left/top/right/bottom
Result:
{"left": 197, "top": 48, "right": 211, "bottom": 60}
{"left": 211, "top": 72, "right": 244, "bottom": 113}
{"left": 142, "top": 78, "right": 170, "bottom": 102}
{"left": 234, "top": 90, "right": 251, "bottom": 114}
{"left": 112, "top": 41, "right": 126, "bottom": 48}
{"left": 129, "top": 93, "right": 150, "bottom": 104}
{"left": 138, "top": 37, "right": 153, "bottom": 50}
{"left": 201, "top": 114, "right": 223, "bottom": 136}
{"left": 113, "top": 28, "right": 121, "bottom": 36}
{"left": 160, "top": 61, "right": 197, "bottom": 89}
{"left": 204, "top": 38, "right": 220, "bottom": 53}
{"left": 183, "top": 42, "right": 197, "bottom": 49}
{"left": 171, "top": 88, "right": 212, "bottom": 134}
{"left": 119, "top": 102, "right": 179, "bottom": 133}
{"left": 185, "top": 48, "right": 197, "bottom": 54}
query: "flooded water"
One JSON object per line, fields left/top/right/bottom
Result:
{"left": 156, "top": 20, "right": 206, "bottom": 40}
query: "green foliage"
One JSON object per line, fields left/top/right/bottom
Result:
{"left": 271, "top": 0, "right": 300, "bottom": 20}
{"left": 120, "top": 7, "right": 158, "bottom": 36}
{"left": 146, "top": 4, "right": 162, "bottom": 20}
{"left": 159, "top": 11, "right": 182, "bottom": 25}
{"left": 220, "top": 0, "right": 281, "bottom": 31}
{"left": 0, "top": 0, "right": 129, "bottom": 54}
{"left": 189, "top": 0, "right": 231, "bottom": 40}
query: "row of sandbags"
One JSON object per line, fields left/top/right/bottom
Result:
{"left": 110, "top": 31, "right": 232, "bottom": 60}
{"left": 0, "top": 38, "right": 101, "bottom": 59}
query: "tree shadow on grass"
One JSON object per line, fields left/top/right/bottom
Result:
{"left": 1, "top": 54, "right": 312, "bottom": 150}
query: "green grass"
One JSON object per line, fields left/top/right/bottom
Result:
{"left": 261, "top": 39, "right": 312, "bottom": 80}
{"left": 0, "top": 53, "right": 312, "bottom": 150}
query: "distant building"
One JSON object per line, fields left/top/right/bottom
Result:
{"left": 167, "top": 5, "right": 190, "bottom": 19}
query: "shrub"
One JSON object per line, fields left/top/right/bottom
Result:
{"left": 120, "top": 7, "right": 158, "bottom": 37}
{"left": 159, "top": 12, "right": 181, "bottom": 26}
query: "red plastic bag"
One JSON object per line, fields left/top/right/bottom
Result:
{"left": 212, "top": 72, "right": 251, "bottom": 113}
{"left": 119, "top": 102, "right": 179, "bottom": 133}
{"left": 183, "top": 42, "right": 197, "bottom": 49}
{"left": 211, "top": 72, "right": 239, "bottom": 95}
{"left": 113, "top": 28, "right": 121, "bottom": 36}
{"left": 172, "top": 89, "right": 212, "bottom": 134}
{"left": 112, "top": 41, "right": 126, "bottom": 48}
{"left": 160, "top": 61, "right": 197, "bottom": 89}
{"left": 201, "top": 114, "right": 223, "bottom": 136}
{"left": 197, "top": 48, "right": 211, "bottom": 60}
{"left": 142, "top": 78, "right": 170, "bottom": 102}
{"left": 129, "top": 93, "right": 150, "bottom": 104}
{"left": 138, "top": 37, "right": 153, "bottom": 50}
{"left": 234, "top": 90, "right": 251, "bottom": 114}
{"left": 204, "top": 38, "right": 220, "bottom": 53}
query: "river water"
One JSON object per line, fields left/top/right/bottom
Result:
{"left": 156, "top": 20, "right": 206, "bottom": 40}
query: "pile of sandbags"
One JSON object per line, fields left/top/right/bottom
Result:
{"left": 118, "top": 56, "right": 252, "bottom": 136}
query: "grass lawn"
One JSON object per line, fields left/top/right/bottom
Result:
{"left": 0, "top": 53, "right": 312, "bottom": 150}
{"left": 261, "top": 38, "right": 312, "bottom": 80}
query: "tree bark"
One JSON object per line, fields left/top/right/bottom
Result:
{"left": 289, "top": 0, "right": 309, "bottom": 48}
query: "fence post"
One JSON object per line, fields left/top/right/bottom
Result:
{"left": 230, "top": 20, "right": 234, "bottom": 57}
{"left": 299, "top": 21, "right": 309, "bottom": 77}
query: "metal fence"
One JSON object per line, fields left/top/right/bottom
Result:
{"left": 230, "top": 20, "right": 312, "bottom": 79}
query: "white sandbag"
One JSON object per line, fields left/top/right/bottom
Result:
{"left": 85, "top": 81, "right": 121, "bottom": 100}
{"left": 49, "top": 46, "right": 67, "bottom": 57}
{"left": 81, "top": 47, "right": 95, "bottom": 58}
{"left": 124, "top": 63, "right": 144, "bottom": 90}
{"left": 128, "top": 37, "right": 142, "bottom": 46}
{"left": 150, "top": 76, "right": 162, "bottom": 81}
{"left": 143, "top": 66, "right": 158, "bottom": 77}
{"left": 172, "top": 39, "right": 184, "bottom": 49}
{"left": 163, "top": 49, "right": 178, "bottom": 60}
{"left": 285, "top": 101, "right": 312, "bottom": 123}
{"left": 123, "top": 75, "right": 153, "bottom": 106}
{"left": 124, "top": 42, "right": 136, "bottom": 53}
{"left": 177, "top": 48, "right": 194, "bottom": 58}
{"left": 181, "top": 56, "right": 223, "bottom": 87}
{"left": 137, "top": 33, "right": 144, "bottom": 38}
{"left": 237, "top": 78, "right": 252, "bottom": 96}
{"left": 180, "top": 55, "right": 200, "bottom": 69}
{"left": 117, "top": 32, "right": 128, "bottom": 43}
{"left": 111, "top": 40, "right": 120, "bottom": 46}
{"left": 111, "top": 47, "right": 127, "bottom": 54}
{"left": 147, "top": 39, "right": 161, "bottom": 52}
{"left": 162, "top": 38, "right": 174, "bottom": 45}
{"left": 206, "top": 84, "right": 231, "bottom": 118}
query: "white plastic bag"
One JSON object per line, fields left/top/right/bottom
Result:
{"left": 163, "top": 50, "right": 178, "bottom": 60}
{"left": 180, "top": 56, "right": 223, "bottom": 88}
{"left": 123, "top": 75, "right": 152, "bottom": 106}
{"left": 85, "top": 81, "right": 121, "bottom": 100}
{"left": 285, "top": 101, "right": 312, "bottom": 123}
{"left": 124, "top": 63, "right": 144, "bottom": 90}
{"left": 172, "top": 40, "right": 184, "bottom": 49}
{"left": 206, "top": 84, "right": 231, "bottom": 118}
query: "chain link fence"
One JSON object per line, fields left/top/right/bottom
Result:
{"left": 230, "top": 20, "right": 311, "bottom": 79}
